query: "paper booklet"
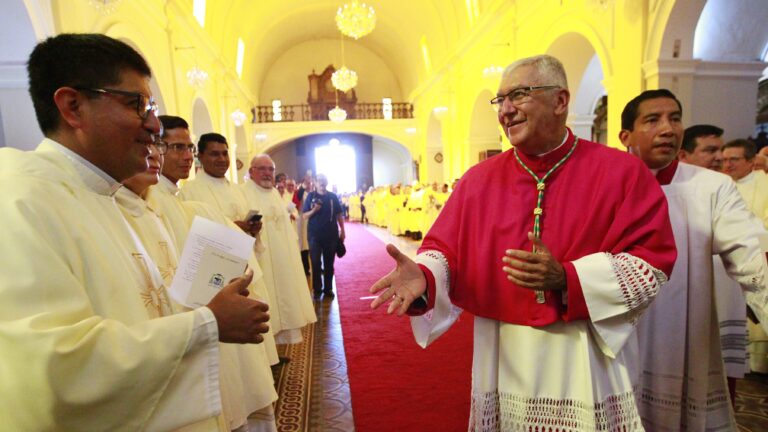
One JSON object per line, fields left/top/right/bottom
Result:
{"left": 169, "top": 216, "right": 255, "bottom": 308}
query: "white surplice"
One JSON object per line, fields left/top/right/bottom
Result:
{"left": 0, "top": 140, "right": 222, "bottom": 431}
{"left": 415, "top": 251, "right": 661, "bottom": 431}
{"left": 241, "top": 181, "right": 317, "bottom": 344}
{"left": 734, "top": 170, "right": 768, "bottom": 373}
{"left": 117, "top": 187, "right": 278, "bottom": 431}
{"left": 150, "top": 176, "right": 281, "bottom": 362}
{"left": 636, "top": 162, "right": 768, "bottom": 430}
{"left": 181, "top": 170, "right": 249, "bottom": 221}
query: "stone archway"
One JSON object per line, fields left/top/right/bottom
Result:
{"left": 467, "top": 89, "right": 500, "bottom": 165}
{"left": 546, "top": 33, "right": 606, "bottom": 142}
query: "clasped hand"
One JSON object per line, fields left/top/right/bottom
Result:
{"left": 501, "top": 232, "right": 566, "bottom": 291}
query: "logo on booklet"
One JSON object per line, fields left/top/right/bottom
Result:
{"left": 208, "top": 273, "right": 225, "bottom": 289}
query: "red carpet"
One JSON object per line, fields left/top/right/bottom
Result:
{"left": 334, "top": 223, "right": 474, "bottom": 432}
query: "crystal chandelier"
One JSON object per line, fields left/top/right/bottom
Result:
{"left": 335, "top": 1, "right": 376, "bottom": 40}
{"left": 88, "top": 0, "right": 122, "bottom": 14}
{"left": 230, "top": 109, "right": 247, "bottom": 127}
{"left": 186, "top": 66, "right": 208, "bottom": 89}
{"left": 328, "top": 106, "right": 347, "bottom": 123}
{"left": 482, "top": 65, "right": 504, "bottom": 78}
{"left": 331, "top": 66, "right": 358, "bottom": 92}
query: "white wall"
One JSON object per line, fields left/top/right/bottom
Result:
{"left": 259, "top": 38, "right": 403, "bottom": 105}
{"left": 372, "top": 136, "right": 410, "bottom": 186}
{"left": 0, "top": 1, "right": 43, "bottom": 150}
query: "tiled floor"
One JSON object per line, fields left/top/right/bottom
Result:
{"left": 270, "top": 224, "right": 768, "bottom": 431}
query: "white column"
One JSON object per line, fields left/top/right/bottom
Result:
{"left": 0, "top": 62, "right": 42, "bottom": 149}
{"left": 567, "top": 113, "right": 596, "bottom": 142}
{"left": 643, "top": 59, "right": 766, "bottom": 139}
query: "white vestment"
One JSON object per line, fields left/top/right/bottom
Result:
{"left": 117, "top": 187, "right": 278, "bottom": 431}
{"left": 636, "top": 163, "right": 768, "bottom": 430}
{"left": 241, "top": 181, "right": 317, "bottom": 344}
{"left": 181, "top": 170, "right": 249, "bottom": 221}
{"left": 734, "top": 170, "right": 768, "bottom": 373}
{"left": 151, "top": 176, "right": 281, "bottom": 362}
{"left": 414, "top": 250, "right": 664, "bottom": 431}
{"left": 0, "top": 140, "right": 222, "bottom": 431}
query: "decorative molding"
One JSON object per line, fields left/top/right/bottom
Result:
{"left": 0, "top": 61, "right": 29, "bottom": 89}
{"left": 643, "top": 59, "right": 766, "bottom": 81}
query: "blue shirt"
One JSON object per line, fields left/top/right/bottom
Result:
{"left": 303, "top": 191, "right": 342, "bottom": 240}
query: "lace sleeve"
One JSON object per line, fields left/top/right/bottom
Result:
{"left": 572, "top": 252, "right": 668, "bottom": 358}
{"left": 410, "top": 250, "right": 463, "bottom": 348}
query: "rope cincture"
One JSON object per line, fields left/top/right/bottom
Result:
{"left": 512, "top": 137, "right": 578, "bottom": 304}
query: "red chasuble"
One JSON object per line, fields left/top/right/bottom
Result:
{"left": 419, "top": 130, "right": 677, "bottom": 326}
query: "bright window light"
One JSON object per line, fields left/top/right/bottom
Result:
{"left": 236, "top": 38, "right": 245, "bottom": 78}
{"left": 193, "top": 0, "right": 206, "bottom": 27}
{"left": 382, "top": 97, "right": 392, "bottom": 120}
{"left": 272, "top": 99, "right": 282, "bottom": 122}
{"left": 315, "top": 139, "right": 357, "bottom": 194}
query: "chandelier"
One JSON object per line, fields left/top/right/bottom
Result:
{"left": 88, "top": 0, "right": 122, "bottom": 14}
{"left": 331, "top": 66, "right": 358, "bottom": 92}
{"left": 186, "top": 66, "right": 209, "bottom": 89}
{"left": 328, "top": 106, "right": 347, "bottom": 123}
{"left": 230, "top": 109, "right": 247, "bottom": 127}
{"left": 482, "top": 65, "right": 504, "bottom": 78}
{"left": 335, "top": 1, "right": 376, "bottom": 40}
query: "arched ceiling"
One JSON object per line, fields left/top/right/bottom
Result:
{"left": 202, "top": 0, "right": 468, "bottom": 101}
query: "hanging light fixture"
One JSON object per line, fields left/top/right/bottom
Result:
{"left": 328, "top": 106, "right": 347, "bottom": 123}
{"left": 331, "top": 66, "right": 358, "bottom": 92}
{"left": 186, "top": 66, "right": 209, "bottom": 89}
{"left": 230, "top": 109, "right": 247, "bottom": 126}
{"left": 335, "top": 1, "right": 376, "bottom": 40}
{"left": 88, "top": 0, "right": 122, "bottom": 14}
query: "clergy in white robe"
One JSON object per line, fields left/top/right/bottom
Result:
{"left": 242, "top": 155, "right": 317, "bottom": 344}
{"left": 117, "top": 145, "right": 278, "bottom": 432}
{"left": 371, "top": 56, "right": 677, "bottom": 431}
{"left": 722, "top": 139, "right": 768, "bottom": 373}
{"left": 679, "top": 125, "right": 750, "bottom": 392}
{"left": 0, "top": 36, "right": 269, "bottom": 430}
{"left": 620, "top": 90, "right": 768, "bottom": 430}
{"left": 0, "top": 139, "right": 231, "bottom": 431}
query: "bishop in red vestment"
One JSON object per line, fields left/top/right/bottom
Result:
{"left": 371, "top": 55, "right": 676, "bottom": 431}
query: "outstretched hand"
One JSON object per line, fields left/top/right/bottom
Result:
{"left": 502, "top": 232, "right": 566, "bottom": 291}
{"left": 370, "top": 244, "right": 427, "bottom": 316}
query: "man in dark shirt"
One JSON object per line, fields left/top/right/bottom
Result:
{"left": 303, "top": 173, "right": 346, "bottom": 300}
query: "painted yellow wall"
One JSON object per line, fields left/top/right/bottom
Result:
{"left": 22, "top": 0, "right": 709, "bottom": 185}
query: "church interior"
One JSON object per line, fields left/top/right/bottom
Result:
{"left": 3, "top": 0, "right": 768, "bottom": 430}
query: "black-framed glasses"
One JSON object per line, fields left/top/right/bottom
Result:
{"left": 165, "top": 142, "right": 198, "bottom": 156}
{"left": 490, "top": 85, "right": 560, "bottom": 110}
{"left": 74, "top": 86, "right": 159, "bottom": 120}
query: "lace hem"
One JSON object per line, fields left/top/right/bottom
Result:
{"left": 609, "top": 252, "right": 667, "bottom": 324}
{"left": 469, "top": 389, "right": 642, "bottom": 432}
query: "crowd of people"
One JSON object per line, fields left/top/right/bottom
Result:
{"left": 342, "top": 181, "right": 452, "bottom": 240}
{"left": 2, "top": 32, "right": 768, "bottom": 432}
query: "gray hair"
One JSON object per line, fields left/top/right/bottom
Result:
{"left": 503, "top": 55, "right": 568, "bottom": 89}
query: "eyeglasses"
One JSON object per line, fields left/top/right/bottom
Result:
{"left": 150, "top": 138, "right": 168, "bottom": 155}
{"left": 75, "top": 87, "right": 159, "bottom": 120}
{"left": 164, "top": 142, "right": 198, "bottom": 156}
{"left": 490, "top": 85, "right": 560, "bottom": 111}
{"left": 723, "top": 156, "right": 746, "bottom": 164}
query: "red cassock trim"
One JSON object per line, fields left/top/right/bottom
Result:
{"left": 417, "top": 130, "right": 677, "bottom": 326}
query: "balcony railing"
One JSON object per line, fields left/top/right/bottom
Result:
{"left": 251, "top": 102, "right": 414, "bottom": 123}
